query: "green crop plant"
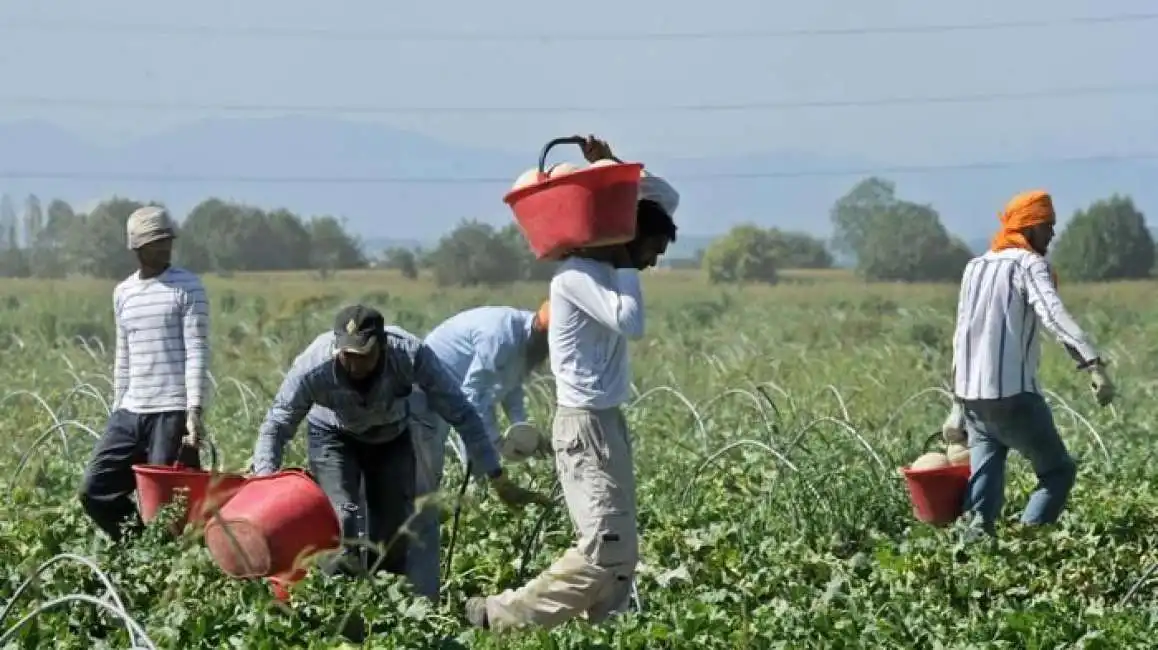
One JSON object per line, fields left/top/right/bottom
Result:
{"left": 0, "top": 270, "right": 1156, "bottom": 648}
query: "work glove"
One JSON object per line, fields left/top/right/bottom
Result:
{"left": 941, "top": 401, "right": 967, "bottom": 445}
{"left": 183, "top": 407, "right": 204, "bottom": 450}
{"left": 489, "top": 474, "right": 551, "bottom": 509}
{"left": 1088, "top": 363, "right": 1115, "bottom": 407}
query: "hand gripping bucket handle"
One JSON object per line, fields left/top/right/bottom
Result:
{"left": 171, "top": 436, "right": 218, "bottom": 471}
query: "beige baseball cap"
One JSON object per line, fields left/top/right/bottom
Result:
{"left": 126, "top": 206, "right": 176, "bottom": 250}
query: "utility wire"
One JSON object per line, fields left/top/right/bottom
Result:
{"left": 1, "top": 152, "right": 1153, "bottom": 185}
{"left": 0, "top": 12, "right": 1155, "bottom": 42}
{"left": 4, "top": 82, "right": 1156, "bottom": 115}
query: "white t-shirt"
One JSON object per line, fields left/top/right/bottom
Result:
{"left": 548, "top": 257, "right": 644, "bottom": 410}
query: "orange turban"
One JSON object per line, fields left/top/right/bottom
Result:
{"left": 990, "top": 189, "right": 1059, "bottom": 284}
{"left": 533, "top": 300, "right": 550, "bottom": 332}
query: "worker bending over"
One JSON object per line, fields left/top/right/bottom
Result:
{"left": 407, "top": 303, "right": 553, "bottom": 601}
{"left": 250, "top": 304, "right": 544, "bottom": 580}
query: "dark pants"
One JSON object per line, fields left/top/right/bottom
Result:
{"left": 80, "top": 409, "right": 199, "bottom": 541}
{"left": 307, "top": 422, "right": 416, "bottom": 578}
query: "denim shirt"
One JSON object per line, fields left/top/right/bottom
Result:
{"left": 251, "top": 326, "right": 501, "bottom": 477}
{"left": 417, "top": 306, "right": 537, "bottom": 445}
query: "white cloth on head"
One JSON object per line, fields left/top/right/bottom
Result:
{"left": 638, "top": 171, "right": 679, "bottom": 217}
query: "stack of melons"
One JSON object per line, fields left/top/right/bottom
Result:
{"left": 510, "top": 158, "right": 618, "bottom": 191}
{"left": 908, "top": 443, "right": 971, "bottom": 471}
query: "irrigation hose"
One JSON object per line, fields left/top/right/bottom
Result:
{"left": 440, "top": 459, "right": 473, "bottom": 605}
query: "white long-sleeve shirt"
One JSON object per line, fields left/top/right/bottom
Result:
{"left": 951, "top": 248, "right": 1099, "bottom": 400}
{"left": 113, "top": 267, "right": 211, "bottom": 413}
{"left": 549, "top": 256, "right": 644, "bottom": 410}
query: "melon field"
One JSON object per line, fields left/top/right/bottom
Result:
{"left": 1, "top": 269, "right": 1157, "bottom": 648}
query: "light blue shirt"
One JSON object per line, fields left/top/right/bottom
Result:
{"left": 251, "top": 325, "right": 501, "bottom": 478}
{"left": 420, "top": 306, "right": 539, "bottom": 444}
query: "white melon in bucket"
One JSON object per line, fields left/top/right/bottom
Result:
{"left": 547, "top": 162, "right": 580, "bottom": 178}
{"left": 512, "top": 167, "right": 544, "bottom": 191}
{"left": 910, "top": 452, "right": 949, "bottom": 471}
{"left": 588, "top": 158, "right": 618, "bottom": 168}
{"left": 946, "top": 444, "right": 970, "bottom": 466}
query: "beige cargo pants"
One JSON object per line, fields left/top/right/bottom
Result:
{"left": 483, "top": 404, "right": 638, "bottom": 631}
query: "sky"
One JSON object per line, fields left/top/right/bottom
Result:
{"left": 0, "top": 1, "right": 1154, "bottom": 242}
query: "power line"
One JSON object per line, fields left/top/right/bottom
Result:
{"left": 1, "top": 152, "right": 1154, "bottom": 185}
{"left": 4, "top": 82, "right": 1156, "bottom": 115}
{"left": 1, "top": 12, "right": 1155, "bottom": 42}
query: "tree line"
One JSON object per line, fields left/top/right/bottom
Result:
{"left": 0, "top": 179, "right": 1151, "bottom": 286}
{"left": 702, "top": 177, "right": 1155, "bottom": 284}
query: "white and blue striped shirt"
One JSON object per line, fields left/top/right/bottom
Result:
{"left": 951, "top": 248, "right": 1100, "bottom": 401}
{"left": 113, "top": 267, "right": 210, "bottom": 413}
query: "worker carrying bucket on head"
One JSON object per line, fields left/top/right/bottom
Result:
{"left": 406, "top": 303, "right": 554, "bottom": 602}
{"left": 944, "top": 189, "right": 1115, "bottom": 544}
{"left": 465, "top": 135, "right": 680, "bottom": 632}
{"left": 248, "top": 304, "right": 547, "bottom": 581}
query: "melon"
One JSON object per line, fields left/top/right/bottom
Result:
{"left": 501, "top": 423, "right": 545, "bottom": 463}
{"left": 946, "top": 443, "right": 970, "bottom": 466}
{"left": 910, "top": 452, "right": 949, "bottom": 471}
{"left": 547, "top": 162, "right": 579, "bottom": 178}
{"left": 588, "top": 158, "right": 618, "bottom": 168}
{"left": 512, "top": 167, "right": 545, "bottom": 191}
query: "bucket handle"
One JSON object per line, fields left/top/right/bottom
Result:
{"left": 172, "top": 437, "right": 219, "bottom": 472}
{"left": 537, "top": 136, "right": 587, "bottom": 174}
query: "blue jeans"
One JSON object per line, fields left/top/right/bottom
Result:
{"left": 406, "top": 412, "right": 471, "bottom": 600}
{"left": 80, "top": 409, "right": 199, "bottom": 541}
{"left": 961, "top": 392, "right": 1078, "bottom": 534}
{"left": 306, "top": 423, "right": 415, "bottom": 578}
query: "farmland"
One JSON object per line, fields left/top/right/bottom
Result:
{"left": 1, "top": 268, "right": 1157, "bottom": 648}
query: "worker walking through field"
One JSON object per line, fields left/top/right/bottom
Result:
{"left": 249, "top": 304, "right": 546, "bottom": 580}
{"left": 466, "top": 135, "right": 680, "bottom": 631}
{"left": 944, "top": 189, "right": 1115, "bottom": 540}
{"left": 80, "top": 206, "right": 211, "bottom": 542}
{"left": 406, "top": 304, "right": 553, "bottom": 601}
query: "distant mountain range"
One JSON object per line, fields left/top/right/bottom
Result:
{"left": 1, "top": 116, "right": 1155, "bottom": 261}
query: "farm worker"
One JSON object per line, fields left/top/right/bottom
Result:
{"left": 249, "top": 304, "right": 547, "bottom": 580}
{"left": 465, "top": 134, "right": 680, "bottom": 631}
{"left": 79, "top": 206, "right": 210, "bottom": 542}
{"left": 406, "top": 304, "right": 553, "bottom": 601}
{"left": 943, "top": 189, "right": 1115, "bottom": 540}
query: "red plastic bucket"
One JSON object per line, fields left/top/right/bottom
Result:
{"left": 268, "top": 567, "right": 307, "bottom": 602}
{"left": 902, "top": 463, "right": 972, "bottom": 526}
{"left": 132, "top": 464, "right": 248, "bottom": 533}
{"left": 204, "top": 468, "right": 340, "bottom": 579}
{"left": 503, "top": 136, "right": 643, "bottom": 260}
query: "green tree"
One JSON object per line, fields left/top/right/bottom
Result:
{"left": 701, "top": 224, "right": 781, "bottom": 284}
{"left": 1049, "top": 195, "right": 1154, "bottom": 282}
{"left": 427, "top": 220, "right": 522, "bottom": 287}
{"left": 380, "top": 247, "right": 419, "bottom": 280}
{"left": 830, "top": 177, "right": 966, "bottom": 282}
{"left": 768, "top": 230, "right": 833, "bottom": 269}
